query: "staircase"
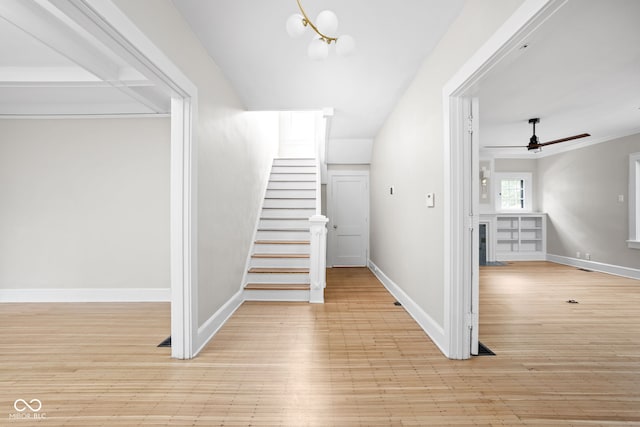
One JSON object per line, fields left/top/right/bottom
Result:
{"left": 243, "top": 158, "right": 319, "bottom": 301}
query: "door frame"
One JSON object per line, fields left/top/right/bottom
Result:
{"left": 63, "top": 0, "right": 199, "bottom": 359}
{"left": 327, "top": 169, "right": 370, "bottom": 267}
{"left": 443, "top": 0, "right": 565, "bottom": 359}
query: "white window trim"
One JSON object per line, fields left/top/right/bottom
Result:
{"left": 494, "top": 172, "right": 533, "bottom": 213}
{"left": 628, "top": 152, "right": 640, "bottom": 249}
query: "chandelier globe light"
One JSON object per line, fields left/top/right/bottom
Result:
{"left": 286, "top": 0, "right": 355, "bottom": 59}
{"left": 316, "top": 10, "right": 338, "bottom": 35}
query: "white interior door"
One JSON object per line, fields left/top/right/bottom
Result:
{"left": 328, "top": 172, "right": 369, "bottom": 266}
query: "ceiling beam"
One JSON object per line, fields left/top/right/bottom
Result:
{"left": 0, "top": 0, "right": 169, "bottom": 113}
{"left": 0, "top": 0, "right": 121, "bottom": 81}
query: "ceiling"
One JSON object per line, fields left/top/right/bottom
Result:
{"left": 171, "top": 0, "right": 465, "bottom": 139}
{"left": 473, "top": 0, "right": 640, "bottom": 158}
{"left": 1, "top": 0, "right": 638, "bottom": 158}
{"left": 0, "top": 0, "right": 169, "bottom": 116}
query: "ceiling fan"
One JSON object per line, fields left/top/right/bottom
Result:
{"left": 486, "top": 118, "right": 590, "bottom": 151}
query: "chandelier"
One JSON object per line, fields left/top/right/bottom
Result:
{"left": 286, "top": 0, "right": 355, "bottom": 60}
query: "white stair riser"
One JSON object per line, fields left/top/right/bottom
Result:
{"left": 270, "top": 173, "right": 315, "bottom": 181}
{"left": 246, "top": 272, "right": 310, "bottom": 283}
{"left": 256, "top": 230, "right": 310, "bottom": 240}
{"left": 263, "top": 199, "right": 315, "bottom": 209}
{"left": 267, "top": 181, "right": 316, "bottom": 190}
{"left": 259, "top": 219, "right": 309, "bottom": 229}
{"left": 273, "top": 158, "right": 315, "bottom": 167}
{"left": 261, "top": 208, "right": 315, "bottom": 219}
{"left": 243, "top": 289, "right": 310, "bottom": 302}
{"left": 253, "top": 243, "right": 310, "bottom": 254}
{"left": 265, "top": 189, "right": 315, "bottom": 199}
{"left": 250, "top": 257, "right": 310, "bottom": 268}
{"left": 271, "top": 166, "right": 316, "bottom": 174}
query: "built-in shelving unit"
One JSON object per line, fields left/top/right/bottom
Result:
{"left": 480, "top": 213, "right": 546, "bottom": 261}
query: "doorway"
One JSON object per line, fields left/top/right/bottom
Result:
{"left": 327, "top": 171, "right": 370, "bottom": 267}
{"left": 444, "top": 0, "right": 567, "bottom": 359}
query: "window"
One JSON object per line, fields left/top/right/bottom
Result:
{"left": 495, "top": 172, "right": 532, "bottom": 212}
{"left": 629, "top": 152, "right": 640, "bottom": 249}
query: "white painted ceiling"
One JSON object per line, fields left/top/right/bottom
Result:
{"left": 171, "top": 0, "right": 465, "bottom": 139}
{"left": 0, "top": 1, "right": 169, "bottom": 116}
{"left": 474, "top": 0, "right": 640, "bottom": 158}
{"left": 1, "top": 0, "right": 638, "bottom": 158}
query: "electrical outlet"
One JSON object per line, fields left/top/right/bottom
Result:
{"left": 576, "top": 251, "right": 581, "bottom": 259}
{"left": 618, "top": 195, "right": 625, "bottom": 203}
{"left": 585, "top": 253, "right": 591, "bottom": 260}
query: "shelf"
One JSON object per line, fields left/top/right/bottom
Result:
{"left": 492, "top": 214, "right": 546, "bottom": 261}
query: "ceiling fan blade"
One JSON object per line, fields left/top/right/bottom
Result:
{"left": 538, "top": 133, "right": 590, "bottom": 147}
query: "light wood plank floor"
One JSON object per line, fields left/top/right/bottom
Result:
{"left": 1, "top": 262, "right": 640, "bottom": 426}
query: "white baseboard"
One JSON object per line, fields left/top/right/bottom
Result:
{"left": 0, "top": 287, "right": 170, "bottom": 303}
{"left": 195, "top": 289, "right": 244, "bottom": 356}
{"left": 547, "top": 254, "right": 640, "bottom": 280}
{"left": 368, "top": 260, "right": 448, "bottom": 357}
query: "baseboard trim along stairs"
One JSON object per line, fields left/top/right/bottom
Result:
{"left": 243, "top": 158, "right": 318, "bottom": 302}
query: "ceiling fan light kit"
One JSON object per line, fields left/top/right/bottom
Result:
{"left": 486, "top": 117, "right": 590, "bottom": 152}
{"left": 286, "top": 0, "right": 355, "bottom": 60}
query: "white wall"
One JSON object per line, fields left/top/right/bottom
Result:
{"left": 0, "top": 118, "right": 170, "bottom": 291}
{"left": 538, "top": 133, "right": 640, "bottom": 270}
{"left": 370, "top": 0, "right": 524, "bottom": 328}
{"left": 327, "top": 139, "right": 373, "bottom": 164}
{"left": 114, "top": 0, "right": 279, "bottom": 325}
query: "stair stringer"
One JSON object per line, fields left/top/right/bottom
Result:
{"left": 239, "top": 157, "right": 275, "bottom": 295}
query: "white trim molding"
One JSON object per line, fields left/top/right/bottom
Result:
{"left": 629, "top": 152, "right": 640, "bottom": 249}
{"left": 68, "top": 0, "right": 200, "bottom": 360}
{"left": 442, "top": 0, "right": 565, "bottom": 360}
{"left": 368, "top": 260, "right": 447, "bottom": 355}
{"left": 0, "top": 288, "right": 170, "bottom": 303}
{"left": 194, "top": 289, "right": 244, "bottom": 356}
{"left": 547, "top": 254, "right": 640, "bottom": 281}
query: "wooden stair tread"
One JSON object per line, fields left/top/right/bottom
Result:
{"left": 244, "top": 283, "right": 310, "bottom": 291}
{"left": 255, "top": 240, "right": 310, "bottom": 245}
{"left": 271, "top": 168, "right": 315, "bottom": 171}
{"left": 248, "top": 267, "right": 309, "bottom": 274}
{"left": 252, "top": 253, "right": 309, "bottom": 259}
{"left": 269, "top": 177, "right": 315, "bottom": 180}
{"left": 264, "top": 197, "right": 316, "bottom": 200}
{"left": 261, "top": 207, "right": 314, "bottom": 210}
{"left": 260, "top": 217, "right": 309, "bottom": 220}
{"left": 265, "top": 189, "right": 315, "bottom": 192}
{"left": 258, "top": 228, "right": 309, "bottom": 232}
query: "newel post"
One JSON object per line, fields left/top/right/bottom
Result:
{"left": 309, "top": 214, "right": 329, "bottom": 303}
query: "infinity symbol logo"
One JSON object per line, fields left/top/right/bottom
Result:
{"left": 13, "top": 399, "right": 42, "bottom": 412}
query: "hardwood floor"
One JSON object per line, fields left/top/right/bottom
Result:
{"left": 1, "top": 262, "right": 639, "bottom": 425}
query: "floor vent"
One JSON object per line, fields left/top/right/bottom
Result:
{"left": 157, "top": 336, "right": 171, "bottom": 348}
{"left": 477, "top": 341, "right": 495, "bottom": 356}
